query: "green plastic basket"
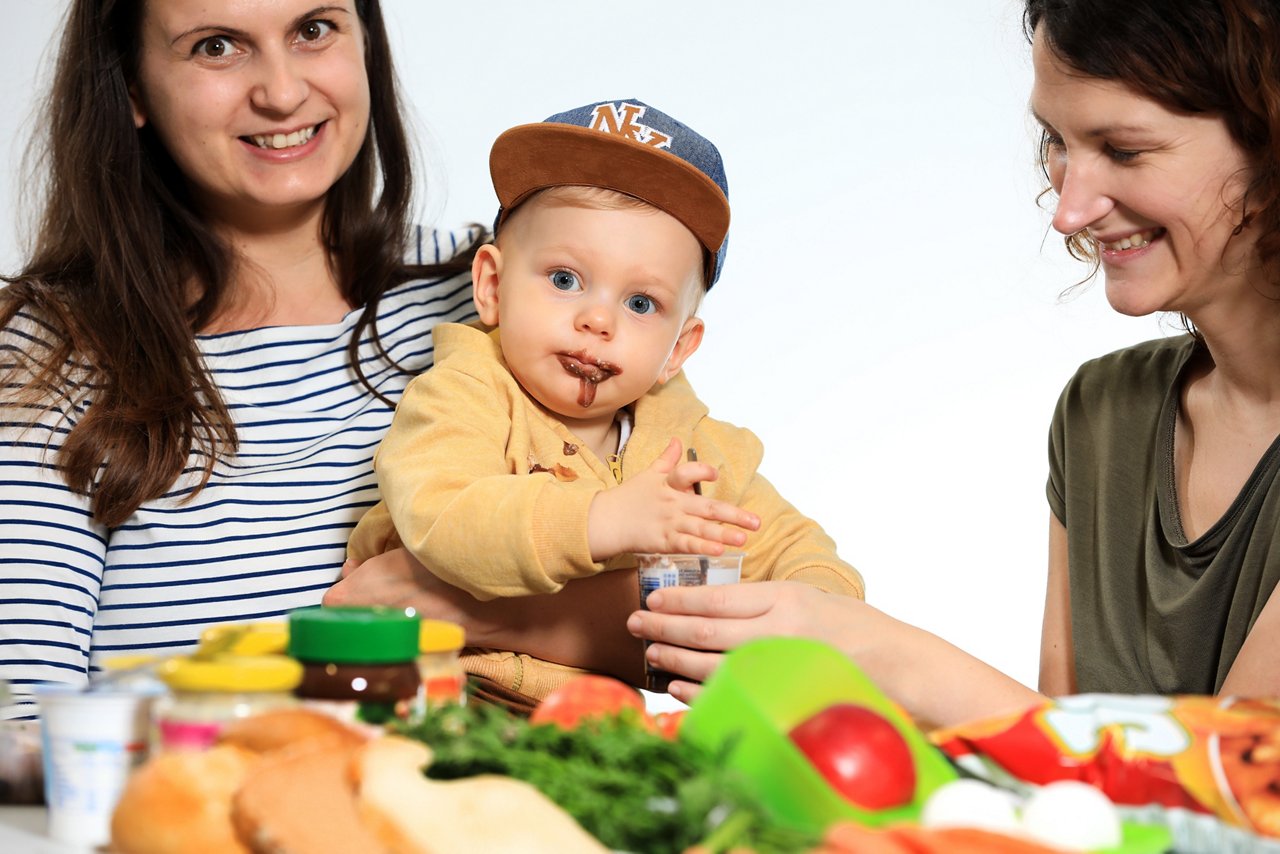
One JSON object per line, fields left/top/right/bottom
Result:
{"left": 680, "top": 636, "right": 958, "bottom": 833}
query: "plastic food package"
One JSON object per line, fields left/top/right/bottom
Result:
{"left": 931, "top": 694, "right": 1280, "bottom": 853}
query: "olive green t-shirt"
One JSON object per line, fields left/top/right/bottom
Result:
{"left": 1047, "top": 335, "right": 1280, "bottom": 695}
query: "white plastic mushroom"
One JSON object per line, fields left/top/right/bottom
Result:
{"left": 1020, "top": 780, "right": 1122, "bottom": 850}
{"left": 921, "top": 778, "right": 1022, "bottom": 833}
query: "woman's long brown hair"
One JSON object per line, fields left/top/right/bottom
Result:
{"left": 0, "top": 0, "right": 471, "bottom": 527}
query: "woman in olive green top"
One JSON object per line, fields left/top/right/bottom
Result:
{"left": 628, "top": 0, "right": 1280, "bottom": 729}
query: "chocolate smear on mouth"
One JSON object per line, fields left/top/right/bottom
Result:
{"left": 557, "top": 352, "right": 622, "bottom": 408}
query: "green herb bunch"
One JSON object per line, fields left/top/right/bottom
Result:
{"left": 393, "top": 703, "right": 818, "bottom": 853}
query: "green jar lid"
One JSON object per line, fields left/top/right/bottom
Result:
{"left": 287, "top": 606, "right": 421, "bottom": 664}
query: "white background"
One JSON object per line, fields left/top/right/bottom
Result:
{"left": 0, "top": 1, "right": 1168, "bottom": 689}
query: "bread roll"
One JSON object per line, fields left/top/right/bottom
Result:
{"left": 111, "top": 745, "right": 257, "bottom": 854}
{"left": 217, "top": 706, "right": 366, "bottom": 754}
{"left": 111, "top": 708, "right": 367, "bottom": 854}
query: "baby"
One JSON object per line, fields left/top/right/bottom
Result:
{"left": 348, "top": 99, "right": 863, "bottom": 700}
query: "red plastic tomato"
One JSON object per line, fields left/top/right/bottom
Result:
{"left": 788, "top": 703, "right": 917, "bottom": 810}
{"left": 529, "top": 675, "right": 649, "bottom": 730}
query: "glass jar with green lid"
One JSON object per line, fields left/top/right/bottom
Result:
{"left": 287, "top": 606, "right": 421, "bottom": 727}
{"left": 154, "top": 654, "right": 302, "bottom": 752}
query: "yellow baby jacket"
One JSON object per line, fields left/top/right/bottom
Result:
{"left": 349, "top": 322, "right": 863, "bottom": 600}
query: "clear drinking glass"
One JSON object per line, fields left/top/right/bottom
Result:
{"left": 635, "top": 552, "right": 743, "bottom": 693}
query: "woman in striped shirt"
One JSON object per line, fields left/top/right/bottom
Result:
{"left": 0, "top": 0, "right": 642, "bottom": 720}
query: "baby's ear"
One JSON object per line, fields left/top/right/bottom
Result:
{"left": 471, "top": 244, "right": 503, "bottom": 326}
{"left": 659, "top": 316, "right": 704, "bottom": 383}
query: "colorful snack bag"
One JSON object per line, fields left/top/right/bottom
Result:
{"left": 931, "top": 694, "right": 1280, "bottom": 850}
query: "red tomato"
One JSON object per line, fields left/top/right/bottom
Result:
{"left": 652, "top": 710, "right": 686, "bottom": 740}
{"left": 789, "top": 703, "right": 917, "bottom": 810}
{"left": 530, "top": 675, "right": 649, "bottom": 730}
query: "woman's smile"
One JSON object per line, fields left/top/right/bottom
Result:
{"left": 244, "top": 122, "right": 322, "bottom": 152}
{"left": 1093, "top": 227, "right": 1166, "bottom": 264}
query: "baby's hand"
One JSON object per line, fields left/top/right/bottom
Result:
{"left": 587, "top": 438, "right": 761, "bottom": 561}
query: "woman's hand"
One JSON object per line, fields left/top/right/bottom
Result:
{"left": 324, "top": 549, "right": 481, "bottom": 628}
{"left": 627, "top": 580, "right": 1043, "bottom": 728}
{"left": 626, "top": 581, "right": 862, "bottom": 703}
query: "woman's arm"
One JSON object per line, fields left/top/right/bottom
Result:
{"left": 0, "top": 417, "right": 106, "bottom": 719}
{"left": 626, "top": 581, "right": 1043, "bottom": 730}
{"left": 1038, "top": 513, "right": 1076, "bottom": 696}
{"left": 1220, "top": 580, "right": 1280, "bottom": 696}
{"left": 324, "top": 550, "right": 645, "bottom": 683}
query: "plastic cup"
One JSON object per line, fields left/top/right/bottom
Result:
{"left": 34, "top": 684, "right": 154, "bottom": 848}
{"left": 636, "top": 551, "right": 743, "bottom": 693}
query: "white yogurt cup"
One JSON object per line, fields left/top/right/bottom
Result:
{"left": 34, "top": 684, "right": 154, "bottom": 848}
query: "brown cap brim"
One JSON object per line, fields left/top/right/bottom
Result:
{"left": 490, "top": 123, "right": 730, "bottom": 275}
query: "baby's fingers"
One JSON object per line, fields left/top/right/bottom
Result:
{"left": 692, "top": 497, "right": 760, "bottom": 533}
{"left": 672, "top": 518, "right": 752, "bottom": 554}
{"left": 666, "top": 461, "right": 718, "bottom": 494}
{"left": 669, "top": 534, "right": 736, "bottom": 555}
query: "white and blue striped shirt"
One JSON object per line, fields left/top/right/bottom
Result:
{"left": 0, "top": 226, "right": 480, "bottom": 719}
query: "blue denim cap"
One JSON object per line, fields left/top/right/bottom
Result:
{"left": 490, "top": 99, "right": 731, "bottom": 287}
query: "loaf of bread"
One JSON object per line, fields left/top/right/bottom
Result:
{"left": 232, "top": 739, "right": 389, "bottom": 853}
{"left": 354, "top": 735, "right": 607, "bottom": 853}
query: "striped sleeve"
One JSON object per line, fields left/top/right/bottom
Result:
{"left": 0, "top": 317, "right": 104, "bottom": 719}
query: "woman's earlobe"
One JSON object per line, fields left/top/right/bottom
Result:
{"left": 129, "top": 87, "right": 147, "bottom": 129}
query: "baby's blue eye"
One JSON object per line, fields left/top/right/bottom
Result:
{"left": 550, "top": 271, "right": 580, "bottom": 291}
{"left": 626, "top": 294, "right": 657, "bottom": 315}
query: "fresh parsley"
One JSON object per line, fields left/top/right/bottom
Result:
{"left": 394, "top": 703, "right": 818, "bottom": 853}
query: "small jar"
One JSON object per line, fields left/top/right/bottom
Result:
{"left": 154, "top": 654, "right": 302, "bottom": 752}
{"left": 287, "top": 606, "right": 421, "bottom": 728}
{"left": 417, "top": 620, "right": 466, "bottom": 711}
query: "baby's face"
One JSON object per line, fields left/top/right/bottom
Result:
{"left": 490, "top": 198, "right": 704, "bottom": 423}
